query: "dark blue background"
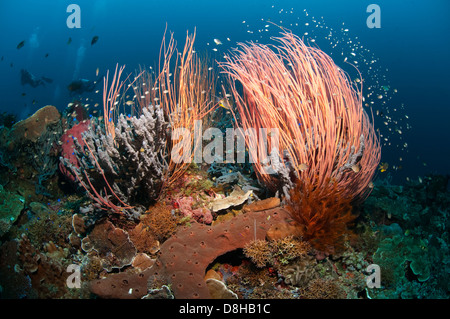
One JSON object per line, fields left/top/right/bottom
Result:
{"left": 0, "top": 0, "right": 449, "bottom": 184}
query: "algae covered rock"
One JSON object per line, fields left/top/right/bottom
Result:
{"left": 0, "top": 184, "right": 25, "bottom": 236}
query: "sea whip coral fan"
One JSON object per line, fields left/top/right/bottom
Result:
{"left": 60, "top": 30, "right": 216, "bottom": 217}
{"left": 220, "top": 31, "right": 380, "bottom": 251}
{"left": 130, "top": 29, "right": 218, "bottom": 187}
{"left": 220, "top": 31, "right": 380, "bottom": 199}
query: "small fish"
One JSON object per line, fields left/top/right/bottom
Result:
{"left": 351, "top": 164, "right": 360, "bottom": 173}
{"left": 378, "top": 162, "right": 389, "bottom": 173}
{"left": 125, "top": 100, "right": 134, "bottom": 106}
{"left": 216, "top": 97, "right": 232, "bottom": 110}
{"left": 297, "top": 163, "right": 308, "bottom": 172}
{"left": 96, "top": 67, "right": 99, "bottom": 77}
{"left": 67, "top": 37, "right": 72, "bottom": 45}
{"left": 44, "top": 53, "right": 49, "bottom": 58}
{"left": 140, "top": 147, "right": 145, "bottom": 152}
{"left": 213, "top": 38, "right": 222, "bottom": 45}
{"left": 17, "top": 40, "right": 25, "bottom": 49}
{"left": 91, "top": 35, "right": 99, "bottom": 46}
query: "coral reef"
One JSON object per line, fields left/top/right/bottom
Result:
{"left": 176, "top": 196, "right": 213, "bottom": 224}
{"left": 281, "top": 256, "right": 318, "bottom": 287}
{"left": 243, "top": 236, "right": 311, "bottom": 268}
{"left": 300, "top": 278, "right": 347, "bottom": 299}
{"left": 0, "top": 105, "right": 63, "bottom": 198}
{"left": 0, "top": 30, "right": 448, "bottom": 302}
{"left": 89, "top": 207, "right": 291, "bottom": 299}
{"left": 0, "top": 240, "right": 35, "bottom": 298}
{"left": 243, "top": 240, "right": 273, "bottom": 268}
{"left": 362, "top": 175, "right": 450, "bottom": 298}
{"left": 0, "top": 184, "right": 25, "bottom": 236}
{"left": 16, "top": 234, "right": 71, "bottom": 298}
{"left": 81, "top": 220, "right": 137, "bottom": 272}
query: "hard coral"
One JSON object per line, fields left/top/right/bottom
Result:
{"left": 271, "top": 236, "right": 311, "bottom": 265}
{"left": 81, "top": 220, "right": 137, "bottom": 272}
{"left": 243, "top": 240, "right": 272, "bottom": 268}
{"left": 17, "top": 234, "right": 71, "bottom": 298}
{"left": 301, "top": 278, "right": 347, "bottom": 299}
{"left": 10, "top": 105, "right": 60, "bottom": 143}
{"left": 244, "top": 236, "right": 311, "bottom": 268}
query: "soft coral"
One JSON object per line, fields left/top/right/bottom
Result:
{"left": 286, "top": 179, "right": 356, "bottom": 254}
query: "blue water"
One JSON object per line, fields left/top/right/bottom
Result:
{"left": 0, "top": 0, "right": 449, "bottom": 184}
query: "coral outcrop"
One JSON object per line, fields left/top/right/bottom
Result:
{"left": 9, "top": 105, "right": 61, "bottom": 143}
{"left": 89, "top": 207, "right": 291, "bottom": 299}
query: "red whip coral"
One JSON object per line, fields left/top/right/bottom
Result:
{"left": 220, "top": 31, "right": 380, "bottom": 252}
{"left": 220, "top": 31, "right": 380, "bottom": 199}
